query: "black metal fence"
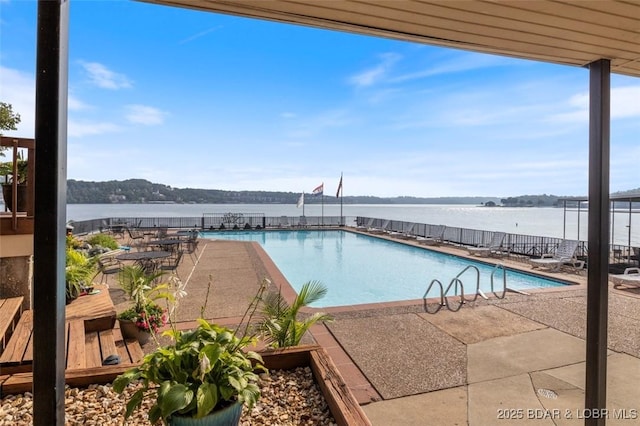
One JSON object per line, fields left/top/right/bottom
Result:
{"left": 69, "top": 214, "right": 353, "bottom": 235}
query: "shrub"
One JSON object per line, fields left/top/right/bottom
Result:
{"left": 259, "top": 280, "right": 332, "bottom": 348}
{"left": 86, "top": 233, "right": 119, "bottom": 250}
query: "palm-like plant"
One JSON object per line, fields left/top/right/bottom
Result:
{"left": 117, "top": 265, "right": 173, "bottom": 311}
{"left": 116, "top": 265, "right": 177, "bottom": 332}
{"left": 65, "top": 248, "right": 98, "bottom": 301}
{"left": 259, "top": 280, "right": 332, "bottom": 348}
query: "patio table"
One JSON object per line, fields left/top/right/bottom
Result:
{"left": 145, "top": 239, "right": 184, "bottom": 252}
{"left": 116, "top": 250, "right": 172, "bottom": 273}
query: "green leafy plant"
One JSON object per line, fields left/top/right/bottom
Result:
{"left": 116, "top": 265, "right": 175, "bottom": 331}
{"left": 0, "top": 153, "right": 27, "bottom": 184}
{"left": 86, "top": 233, "right": 119, "bottom": 250}
{"left": 118, "top": 302, "right": 167, "bottom": 333}
{"left": 0, "top": 102, "right": 21, "bottom": 159}
{"left": 259, "top": 280, "right": 332, "bottom": 348}
{"left": 65, "top": 248, "right": 98, "bottom": 301}
{"left": 113, "top": 276, "right": 266, "bottom": 424}
{"left": 66, "top": 234, "right": 83, "bottom": 250}
{"left": 0, "top": 102, "right": 21, "bottom": 137}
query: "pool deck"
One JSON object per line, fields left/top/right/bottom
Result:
{"left": 108, "top": 231, "right": 640, "bottom": 425}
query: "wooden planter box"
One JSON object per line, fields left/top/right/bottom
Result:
{"left": 259, "top": 345, "right": 371, "bottom": 426}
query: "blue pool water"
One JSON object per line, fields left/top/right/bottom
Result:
{"left": 201, "top": 230, "right": 567, "bottom": 307}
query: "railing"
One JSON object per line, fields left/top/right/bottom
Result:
{"left": 69, "top": 215, "right": 350, "bottom": 235}
{"left": 423, "top": 265, "right": 489, "bottom": 314}
{"left": 0, "top": 136, "right": 35, "bottom": 234}
{"left": 490, "top": 264, "right": 507, "bottom": 299}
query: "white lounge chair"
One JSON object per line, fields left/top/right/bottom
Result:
{"left": 368, "top": 220, "right": 390, "bottom": 234}
{"left": 611, "top": 267, "right": 640, "bottom": 288}
{"left": 416, "top": 225, "right": 446, "bottom": 246}
{"left": 530, "top": 240, "right": 581, "bottom": 272}
{"left": 278, "top": 216, "right": 291, "bottom": 228}
{"left": 467, "top": 232, "right": 506, "bottom": 257}
{"left": 356, "top": 218, "right": 374, "bottom": 231}
{"left": 389, "top": 223, "right": 416, "bottom": 239}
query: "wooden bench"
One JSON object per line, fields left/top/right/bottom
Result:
{"left": 0, "top": 296, "right": 24, "bottom": 352}
{"left": 0, "top": 314, "right": 144, "bottom": 374}
{"left": 0, "top": 310, "right": 33, "bottom": 373}
{"left": 0, "top": 322, "right": 144, "bottom": 396}
{"left": 66, "top": 284, "right": 116, "bottom": 332}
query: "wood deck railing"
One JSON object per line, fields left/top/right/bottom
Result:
{"left": 0, "top": 136, "right": 35, "bottom": 235}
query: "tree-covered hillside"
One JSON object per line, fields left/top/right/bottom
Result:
{"left": 66, "top": 179, "right": 638, "bottom": 205}
{"left": 66, "top": 179, "right": 499, "bottom": 205}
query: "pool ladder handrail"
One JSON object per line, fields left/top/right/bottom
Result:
{"left": 423, "top": 279, "right": 444, "bottom": 314}
{"left": 490, "top": 263, "right": 507, "bottom": 299}
{"left": 490, "top": 263, "right": 531, "bottom": 297}
{"left": 423, "top": 265, "right": 489, "bottom": 313}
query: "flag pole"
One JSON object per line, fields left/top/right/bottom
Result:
{"left": 322, "top": 183, "right": 324, "bottom": 227}
{"left": 302, "top": 192, "right": 305, "bottom": 216}
{"left": 340, "top": 173, "right": 343, "bottom": 226}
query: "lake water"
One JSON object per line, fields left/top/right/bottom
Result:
{"left": 66, "top": 203, "right": 639, "bottom": 246}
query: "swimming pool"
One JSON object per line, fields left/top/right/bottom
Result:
{"left": 201, "top": 230, "right": 567, "bottom": 307}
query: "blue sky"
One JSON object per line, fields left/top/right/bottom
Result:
{"left": 1, "top": 0, "right": 638, "bottom": 198}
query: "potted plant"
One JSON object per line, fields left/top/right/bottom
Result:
{"left": 113, "top": 277, "right": 266, "bottom": 425}
{"left": 65, "top": 247, "right": 98, "bottom": 304}
{"left": 0, "top": 152, "right": 28, "bottom": 212}
{"left": 116, "top": 265, "right": 173, "bottom": 344}
{"left": 117, "top": 301, "right": 167, "bottom": 345}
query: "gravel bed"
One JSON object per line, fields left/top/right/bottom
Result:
{"left": 0, "top": 367, "right": 336, "bottom": 425}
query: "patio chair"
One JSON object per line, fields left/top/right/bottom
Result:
{"left": 389, "top": 223, "right": 416, "bottom": 239}
{"left": 97, "top": 256, "right": 123, "bottom": 284}
{"left": 467, "top": 232, "right": 506, "bottom": 257}
{"left": 182, "top": 233, "right": 199, "bottom": 263}
{"left": 356, "top": 218, "right": 374, "bottom": 231}
{"left": 298, "top": 216, "right": 308, "bottom": 228}
{"left": 367, "top": 219, "right": 390, "bottom": 234}
{"left": 611, "top": 267, "right": 640, "bottom": 289}
{"left": 126, "top": 227, "right": 145, "bottom": 246}
{"left": 279, "top": 216, "right": 291, "bottom": 228}
{"left": 530, "top": 239, "right": 581, "bottom": 272}
{"left": 159, "top": 251, "right": 183, "bottom": 278}
{"left": 416, "top": 225, "right": 446, "bottom": 246}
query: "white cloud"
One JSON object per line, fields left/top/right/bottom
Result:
{"left": 547, "top": 85, "right": 640, "bottom": 123}
{"left": 0, "top": 66, "right": 35, "bottom": 137}
{"left": 79, "top": 61, "right": 132, "bottom": 90}
{"left": 124, "top": 104, "right": 168, "bottom": 125}
{"left": 68, "top": 121, "right": 122, "bottom": 137}
{"left": 68, "top": 95, "right": 91, "bottom": 111}
{"left": 612, "top": 85, "right": 640, "bottom": 118}
{"left": 348, "top": 53, "right": 401, "bottom": 87}
{"left": 286, "top": 109, "right": 354, "bottom": 138}
{"left": 391, "top": 52, "right": 514, "bottom": 83}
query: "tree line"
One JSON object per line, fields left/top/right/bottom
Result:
{"left": 66, "top": 179, "right": 638, "bottom": 206}
{"left": 67, "top": 179, "right": 501, "bottom": 205}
